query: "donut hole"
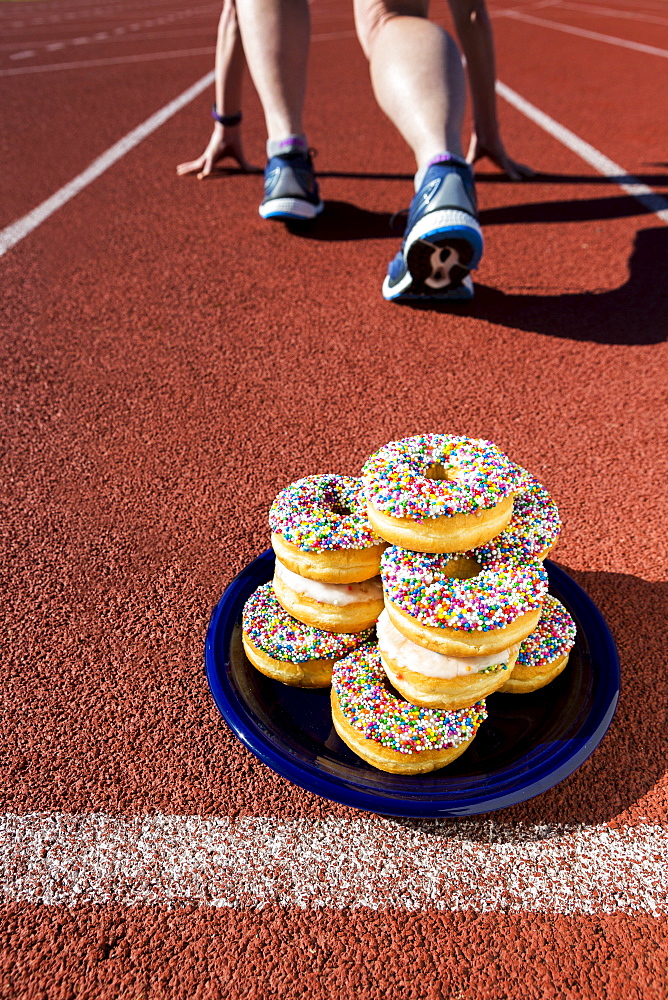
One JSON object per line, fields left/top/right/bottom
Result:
{"left": 381, "top": 671, "right": 413, "bottom": 703}
{"left": 443, "top": 555, "right": 481, "bottom": 580}
{"left": 330, "top": 502, "right": 353, "bottom": 517}
{"left": 425, "top": 461, "right": 460, "bottom": 482}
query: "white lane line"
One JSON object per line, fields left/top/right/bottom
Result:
{"left": 496, "top": 80, "right": 668, "bottom": 224}
{"left": 556, "top": 1, "right": 668, "bottom": 27}
{"left": 0, "top": 5, "right": 223, "bottom": 40}
{"left": 0, "top": 70, "right": 214, "bottom": 259}
{"left": 498, "top": 9, "right": 668, "bottom": 56}
{"left": 0, "top": 5, "right": 226, "bottom": 54}
{"left": 2, "top": 814, "right": 666, "bottom": 913}
{"left": 0, "top": 28, "right": 356, "bottom": 259}
{"left": 0, "top": 31, "right": 354, "bottom": 78}
{"left": 0, "top": 45, "right": 216, "bottom": 78}
{"left": 0, "top": 25, "right": 214, "bottom": 54}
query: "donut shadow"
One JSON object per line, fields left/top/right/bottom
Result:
{"left": 387, "top": 567, "right": 667, "bottom": 838}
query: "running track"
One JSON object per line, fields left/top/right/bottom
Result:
{"left": 1, "top": 0, "right": 667, "bottom": 995}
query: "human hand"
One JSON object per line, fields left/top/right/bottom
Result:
{"left": 176, "top": 123, "right": 256, "bottom": 178}
{"left": 467, "top": 131, "right": 535, "bottom": 181}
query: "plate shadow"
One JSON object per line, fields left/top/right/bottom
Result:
{"left": 390, "top": 566, "right": 667, "bottom": 837}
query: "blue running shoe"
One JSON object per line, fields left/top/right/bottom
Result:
{"left": 260, "top": 148, "right": 323, "bottom": 221}
{"left": 382, "top": 154, "right": 483, "bottom": 301}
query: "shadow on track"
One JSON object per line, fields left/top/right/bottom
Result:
{"left": 410, "top": 227, "right": 668, "bottom": 346}
{"left": 287, "top": 200, "right": 402, "bottom": 240}
{"left": 288, "top": 194, "right": 664, "bottom": 239}
{"left": 289, "top": 216, "right": 666, "bottom": 344}
{"left": 311, "top": 169, "right": 668, "bottom": 186}
{"left": 475, "top": 169, "right": 668, "bottom": 187}
{"left": 479, "top": 196, "right": 666, "bottom": 225}
{"left": 390, "top": 567, "right": 668, "bottom": 837}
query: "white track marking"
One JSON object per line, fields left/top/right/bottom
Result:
{"left": 2, "top": 814, "right": 666, "bottom": 913}
{"left": 0, "top": 28, "right": 356, "bottom": 259}
{"left": 0, "top": 26, "right": 215, "bottom": 55}
{"left": 0, "top": 70, "right": 214, "bottom": 258}
{"left": 496, "top": 80, "right": 668, "bottom": 224}
{"left": 498, "top": 9, "right": 668, "bottom": 56}
{"left": 0, "top": 30, "right": 355, "bottom": 77}
{"left": 1, "top": 0, "right": 222, "bottom": 22}
{"left": 0, "top": 46, "right": 216, "bottom": 78}
{"left": 0, "top": 0, "right": 338, "bottom": 35}
{"left": 555, "top": 1, "right": 668, "bottom": 27}
{"left": 0, "top": 6, "right": 225, "bottom": 56}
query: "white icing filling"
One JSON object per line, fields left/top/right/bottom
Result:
{"left": 377, "top": 610, "right": 517, "bottom": 679}
{"left": 274, "top": 559, "right": 383, "bottom": 607}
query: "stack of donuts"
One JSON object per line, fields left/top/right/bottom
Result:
{"left": 241, "top": 475, "right": 384, "bottom": 688}
{"left": 241, "top": 434, "right": 576, "bottom": 776}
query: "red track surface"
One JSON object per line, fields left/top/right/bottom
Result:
{"left": 2, "top": 0, "right": 667, "bottom": 995}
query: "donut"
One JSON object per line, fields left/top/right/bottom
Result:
{"left": 376, "top": 608, "right": 519, "bottom": 709}
{"left": 331, "top": 644, "right": 487, "bottom": 774}
{"left": 273, "top": 558, "right": 383, "bottom": 632}
{"left": 381, "top": 546, "right": 547, "bottom": 656}
{"left": 481, "top": 470, "right": 561, "bottom": 563}
{"left": 270, "top": 475, "right": 386, "bottom": 583}
{"left": 242, "top": 583, "right": 374, "bottom": 688}
{"left": 361, "top": 435, "right": 527, "bottom": 553}
{"left": 499, "top": 595, "right": 576, "bottom": 693}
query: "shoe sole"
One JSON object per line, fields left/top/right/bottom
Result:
{"left": 259, "top": 197, "right": 324, "bottom": 221}
{"left": 382, "top": 274, "right": 474, "bottom": 302}
{"left": 383, "top": 209, "right": 483, "bottom": 301}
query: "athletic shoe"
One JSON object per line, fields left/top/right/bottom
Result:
{"left": 382, "top": 154, "right": 483, "bottom": 301}
{"left": 259, "top": 149, "right": 323, "bottom": 221}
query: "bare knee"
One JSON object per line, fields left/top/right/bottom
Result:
{"left": 354, "top": 0, "right": 430, "bottom": 59}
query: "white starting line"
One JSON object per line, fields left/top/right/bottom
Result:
{"left": 2, "top": 814, "right": 666, "bottom": 913}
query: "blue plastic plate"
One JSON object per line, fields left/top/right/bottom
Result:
{"left": 205, "top": 551, "right": 619, "bottom": 817}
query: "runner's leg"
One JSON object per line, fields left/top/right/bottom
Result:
{"left": 354, "top": 0, "right": 466, "bottom": 168}
{"left": 235, "top": 0, "right": 310, "bottom": 141}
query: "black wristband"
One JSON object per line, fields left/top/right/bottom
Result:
{"left": 211, "top": 105, "right": 242, "bottom": 127}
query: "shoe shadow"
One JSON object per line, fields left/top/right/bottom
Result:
{"left": 316, "top": 170, "right": 415, "bottom": 182}
{"left": 286, "top": 200, "right": 401, "bottom": 241}
{"left": 188, "top": 164, "right": 264, "bottom": 178}
{"left": 390, "top": 566, "right": 668, "bottom": 836}
{"left": 403, "top": 226, "right": 668, "bottom": 346}
{"left": 479, "top": 193, "right": 664, "bottom": 226}
{"left": 289, "top": 193, "right": 661, "bottom": 241}
{"left": 474, "top": 169, "right": 668, "bottom": 187}
{"left": 298, "top": 168, "right": 668, "bottom": 186}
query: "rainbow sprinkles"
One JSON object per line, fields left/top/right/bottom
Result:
{"left": 381, "top": 547, "right": 548, "bottom": 631}
{"left": 362, "top": 434, "right": 528, "bottom": 521}
{"left": 242, "top": 583, "right": 374, "bottom": 662}
{"left": 333, "top": 644, "right": 488, "bottom": 754}
{"left": 270, "top": 474, "right": 381, "bottom": 551}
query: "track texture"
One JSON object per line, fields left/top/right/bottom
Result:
{"left": 1, "top": 0, "right": 667, "bottom": 996}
